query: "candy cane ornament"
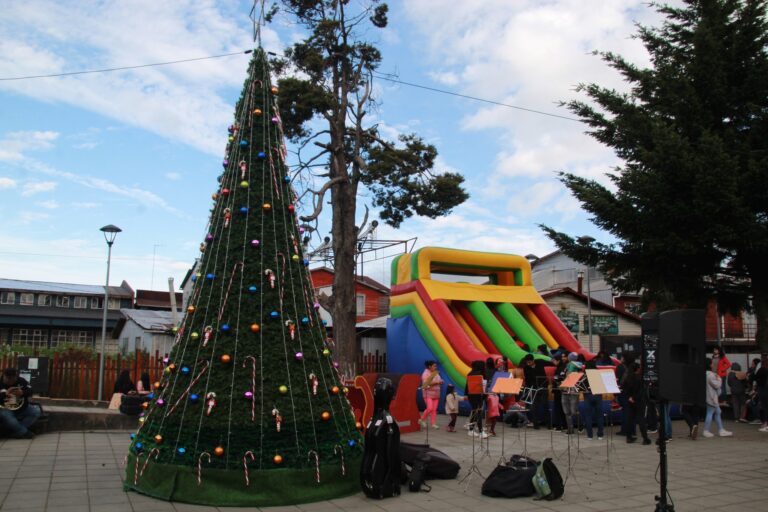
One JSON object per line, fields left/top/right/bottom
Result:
{"left": 265, "top": 269, "right": 275, "bottom": 289}
{"left": 309, "top": 373, "right": 318, "bottom": 396}
{"left": 243, "top": 355, "right": 257, "bottom": 422}
{"left": 307, "top": 450, "right": 320, "bottom": 483}
{"left": 139, "top": 448, "right": 160, "bottom": 479}
{"left": 272, "top": 407, "right": 282, "bottom": 432}
{"left": 133, "top": 452, "right": 143, "bottom": 485}
{"left": 197, "top": 452, "right": 211, "bottom": 486}
{"left": 285, "top": 320, "right": 296, "bottom": 340}
{"left": 205, "top": 392, "right": 217, "bottom": 416}
{"left": 243, "top": 451, "right": 255, "bottom": 487}
{"left": 167, "top": 360, "right": 210, "bottom": 416}
{"left": 334, "top": 444, "right": 346, "bottom": 476}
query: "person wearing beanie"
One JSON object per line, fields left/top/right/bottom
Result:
{"left": 560, "top": 353, "right": 583, "bottom": 435}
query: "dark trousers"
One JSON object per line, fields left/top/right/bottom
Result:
{"left": 626, "top": 399, "right": 648, "bottom": 441}
{"left": 527, "top": 388, "right": 547, "bottom": 427}
{"left": 617, "top": 392, "right": 635, "bottom": 436}
{"left": 0, "top": 404, "right": 41, "bottom": 437}
{"left": 448, "top": 413, "right": 457, "bottom": 429}
{"left": 681, "top": 404, "right": 700, "bottom": 429}
{"left": 468, "top": 395, "right": 484, "bottom": 432}
{"left": 552, "top": 390, "right": 565, "bottom": 428}
{"left": 583, "top": 394, "right": 604, "bottom": 438}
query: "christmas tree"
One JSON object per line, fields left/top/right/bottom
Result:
{"left": 124, "top": 49, "right": 362, "bottom": 507}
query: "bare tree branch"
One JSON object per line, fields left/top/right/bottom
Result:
{"left": 299, "top": 176, "right": 348, "bottom": 222}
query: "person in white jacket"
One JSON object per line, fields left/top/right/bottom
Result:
{"left": 703, "top": 358, "right": 733, "bottom": 438}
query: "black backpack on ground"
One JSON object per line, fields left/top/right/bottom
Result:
{"left": 532, "top": 458, "right": 564, "bottom": 500}
{"left": 399, "top": 442, "right": 461, "bottom": 479}
{"left": 360, "top": 379, "right": 401, "bottom": 499}
{"left": 119, "top": 394, "right": 148, "bottom": 416}
{"left": 407, "top": 452, "right": 432, "bottom": 493}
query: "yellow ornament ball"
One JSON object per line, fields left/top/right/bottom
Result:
{"left": 220, "top": 354, "right": 232, "bottom": 364}
{"left": 228, "top": 135, "right": 234, "bottom": 142}
{"left": 138, "top": 417, "right": 145, "bottom": 424}
{"left": 322, "top": 349, "right": 331, "bottom": 357}
{"left": 253, "top": 108, "right": 262, "bottom": 116}
{"left": 154, "top": 434, "right": 163, "bottom": 444}
{"left": 343, "top": 387, "right": 349, "bottom": 395}
{"left": 214, "top": 446, "right": 225, "bottom": 457}
{"left": 240, "top": 181, "right": 249, "bottom": 188}
{"left": 291, "top": 254, "right": 300, "bottom": 262}
{"left": 191, "top": 332, "right": 200, "bottom": 340}
{"left": 320, "top": 411, "right": 331, "bottom": 421}
{"left": 172, "top": 327, "right": 179, "bottom": 334}
{"left": 273, "top": 454, "right": 283, "bottom": 465}
{"left": 278, "top": 385, "right": 288, "bottom": 394}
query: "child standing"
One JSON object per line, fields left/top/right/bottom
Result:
{"left": 486, "top": 392, "right": 501, "bottom": 436}
{"left": 445, "top": 384, "right": 459, "bottom": 432}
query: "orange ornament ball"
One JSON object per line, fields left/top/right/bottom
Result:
{"left": 141, "top": 401, "right": 149, "bottom": 410}
{"left": 214, "top": 446, "right": 225, "bottom": 457}
{"left": 263, "top": 203, "right": 272, "bottom": 211}
{"left": 253, "top": 108, "right": 262, "bottom": 116}
{"left": 154, "top": 434, "right": 163, "bottom": 444}
{"left": 220, "top": 354, "right": 232, "bottom": 364}
{"left": 355, "top": 421, "right": 363, "bottom": 430}
{"left": 187, "top": 305, "right": 195, "bottom": 313}
{"left": 331, "top": 386, "right": 340, "bottom": 395}
{"left": 273, "top": 454, "right": 283, "bottom": 465}
{"left": 212, "top": 193, "right": 219, "bottom": 201}
{"left": 168, "top": 363, "right": 176, "bottom": 372}
{"left": 250, "top": 323, "right": 260, "bottom": 333}
{"left": 271, "top": 86, "right": 279, "bottom": 95}
{"left": 321, "top": 411, "right": 331, "bottom": 421}
{"left": 153, "top": 381, "right": 161, "bottom": 390}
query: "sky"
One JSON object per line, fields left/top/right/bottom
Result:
{"left": 0, "top": 0, "right": 668, "bottom": 292}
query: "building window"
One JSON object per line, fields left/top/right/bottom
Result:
{"left": 0, "top": 291, "right": 15, "bottom": 305}
{"left": 355, "top": 294, "right": 366, "bottom": 315}
{"left": 38, "top": 294, "right": 51, "bottom": 306}
{"left": 108, "top": 298, "right": 121, "bottom": 310}
{"left": 73, "top": 296, "right": 88, "bottom": 309}
{"left": 11, "top": 328, "right": 46, "bottom": 347}
{"left": 19, "top": 293, "right": 34, "bottom": 306}
{"left": 91, "top": 297, "right": 103, "bottom": 309}
{"left": 378, "top": 296, "right": 390, "bottom": 316}
{"left": 56, "top": 296, "right": 70, "bottom": 308}
{"left": 52, "top": 329, "right": 92, "bottom": 347}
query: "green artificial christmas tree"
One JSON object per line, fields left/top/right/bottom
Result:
{"left": 124, "top": 49, "right": 362, "bottom": 507}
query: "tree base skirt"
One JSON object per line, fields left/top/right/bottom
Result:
{"left": 124, "top": 453, "right": 362, "bottom": 507}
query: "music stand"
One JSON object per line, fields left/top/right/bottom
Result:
{"left": 557, "top": 372, "right": 588, "bottom": 491}
{"left": 587, "top": 369, "right": 626, "bottom": 486}
{"left": 459, "top": 374, "right": 486, "bottom": 490}
{"left": 492, "top": 378, "right": 522, "bottom": 465}
{"left": 518, "top": 386, "right": 542, "bottom": 460}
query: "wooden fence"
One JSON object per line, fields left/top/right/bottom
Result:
{"left": 0, "top": 350, "right": 165, "bottom": 400}
{"left": 357, "top": 351, "right": 387, "bottom": 373}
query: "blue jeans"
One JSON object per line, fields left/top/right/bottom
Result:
{"left": 704, "top": 404, "right": 723, "bottom": 433}
{"left": 0, "top": 404, "right": 41, "bottom": 437}
{"left": 583, "top": 394, "right": 604, "bottom": 438}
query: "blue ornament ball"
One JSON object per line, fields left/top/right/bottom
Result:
{"left": 283, "top": 175, "right": 290, "bottom": 183}
{"left": 303, "top": 259, "right": 310, "bottom": 267}
{"left": 270, "top": 311, "right": 279, "bottom": 319}
{"left": 130, "top": 433, "right": 136, "bottom": 440}
{"left": 147, "top": 392, "right": 155, "bottom": 399}
{"left": 135, "top": 442, "right": 144, "bottom": 452}
{"left": 240, "top": 140, "right": 248, "bottom": 146}
{"left": 239, "top": 206, "right": 248, "bottom": 214}
{"left": 181, "top": 366, "right": 190, "bottom": 375}
{"left": 301, "top": 316, "right": 309, "bottom": 324}
{"left": 190, "top": 393, "right": 199, "bottom": 403}
{"left": 177, "top": 447, "right": 187, "bottom": 455}
{"left": 206, "top": 273, "right": 215, "bottom": 280}
{"left": 190, "top": 275, "right": 197, "bottom": 282}
{"left": 257, "top": 151, "right": 266, "bottom": 159}
{"left": 221, "top": 323, "right": 230, "bottom": 332}
{"left": 322, "top": 320, "right": 328, "bottom": 326}
{"left": 248, "top": 285, "right": 257, "bottom": 293}
{"left": 347, "top": 440, "right": 357, "bottom": 448}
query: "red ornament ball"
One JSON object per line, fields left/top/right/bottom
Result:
{"left": 214, "top": 446, "right": 225, "bottom": 457}
{"left": 287, "top": 204, "right": 295, "bottom": 213}
{"left": 221, "top": 188, "right": 231, "bottom": 196}
{"left": 273, "top": 454, "right": 283, "bottom": 465}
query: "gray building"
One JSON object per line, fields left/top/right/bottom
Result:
{"left": 0, "top": 278, "right": 134, "bottom": 352}
{"left": 112, "top": 309, "right": 176, "bottom": 356}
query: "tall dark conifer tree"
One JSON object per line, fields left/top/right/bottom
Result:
{"left": 542, "top": 0, "right": 768, "bottom": 349}
{"left": 124, "top": 50, "right": 361, "bottom": 507}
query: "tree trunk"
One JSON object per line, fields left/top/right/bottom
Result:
{"left": 330, "top": 180, "right": 359, "bottom": 374}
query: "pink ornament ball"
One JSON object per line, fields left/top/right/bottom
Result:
{"left": 333, "top": 362, "right": 339, "bottom": 368}
{"left": 244, "top": 391, "right": 253, "bottom": 399}
{"left": 162, "top": 357, "right": 170, "bottom": 364}
{"left": 295, "top": 352, "right": 303, "bottom": 361}
{"left": 156, "top": 399, "right": 165, "bottom": 407}
{"left": 313, "top": 302, "right": 321, "bottom": 310}
{"left": 250, "top": 239, "right": 260, "bottom": 248}
{"left": 271, "top": 116, "right": 279, "bottom": 124}
{"left": 205, "top": 234, "right": 214, "bottom": 242}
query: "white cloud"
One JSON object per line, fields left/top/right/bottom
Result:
{"left": 165, "top": 172, "right": 182, "bottom": 181}
{"left": 0, "top": 177, "right": 17, "bottom": 189}
{"left": 428, "top": 71, "right": 459, "bottom": 86}
{"left": 0, "top": 1, "right": 283, "bottom": 155}
{"left": 21, "top": 180, "right": 57, "bottom": 196}
{"left": 35, "top": 199, "right": 59, "bottom": 209}
{"left": 0, "top": 131, "right": 59, "bottom": 161}
{"left": 72, "top": 201, "right": 101, "bottom": 209}
{"left": 19, "top": 211, "right": 50, "bottom": 224}
{"left": 73, "top": 141, "right": 98, "bottom": 150}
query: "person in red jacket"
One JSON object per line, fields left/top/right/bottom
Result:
{"left": 712, "top": 347, "right": 731, "bottom": 401}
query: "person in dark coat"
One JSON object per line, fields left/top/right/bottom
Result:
{"left": 622, "top": 362, "right": 651, "bottom": 445}
{"left": 113, "top": 370, "right": 136, "bottom": 395}
{"left": 465, "top": 360, "right": 488, "bottom": 438}
{"left": 0, "top": 368, "right": 41, "bottom": 439}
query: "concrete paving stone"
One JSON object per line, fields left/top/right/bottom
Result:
{"left": 173, "top": 503, "right": 227, "bottom": 512}
{"left": 87, "top": 490, "right": 131, "bottom": 505}
{"left": 1, "top": 493, "right": 49, "bottom": 510}
{"left": 43, "top": 506, "right": 90, "bottom": 512}
{"left": 90, "top": 504, "right": 134, "bottom": 512}
{"left": 50, "top": 481, "right": 89, "bottom": 491}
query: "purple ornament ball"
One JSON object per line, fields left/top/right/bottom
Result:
{"left": 244, "top": 391, "right": 253, "bottom": 399}
{"left": 250, "top": 239, "right": 260, "bottom": 248}
{"left": 313, "top": 302, "right": 321, "bottom": 310}
{"left": 205, "top": 233, "right": 214, "bottom": 242}
{"left": 295, "top": 352, "right": 303, "bottom": 361}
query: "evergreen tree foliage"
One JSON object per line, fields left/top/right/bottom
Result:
{"left": 124, "top": 50, "right": 361, "bottom": 507}
{"left": 541, "top": 0, "right": 768, "bottom": 350}
{"left": 270, "top": 0, "right": 469, "bottom": 368}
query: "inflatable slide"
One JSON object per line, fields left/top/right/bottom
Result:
{"left": 387, "top": 247, "right": 594, "bottom": 390}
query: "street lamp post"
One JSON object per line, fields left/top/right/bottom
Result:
{"left": 577, "top": 236, "right": 596, "bottom": 353}
{"left": 97, "top": 224, "right": 122, "bottom": 401}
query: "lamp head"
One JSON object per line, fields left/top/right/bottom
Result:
{"left": 100, "top": 224, "right": 122, "bottom": 245}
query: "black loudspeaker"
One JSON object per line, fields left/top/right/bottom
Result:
{"left": 641, "top": 310, "right": 705, "bottom": 405}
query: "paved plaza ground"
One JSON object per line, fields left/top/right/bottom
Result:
{"left": 1, "top": 416, "right": 766, "bottom": 511}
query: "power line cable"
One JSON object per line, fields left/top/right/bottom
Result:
{"left": 0, "top": 49, "right": 253, "bottom": 81}
{"left": 373, "top": 73, "right": 581, "bottom": 122}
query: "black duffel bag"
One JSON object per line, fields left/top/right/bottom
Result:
{"left": 119, "top": 394, "right": 148, "bottom": 415}
{"left": 399, "top": 442, "right": 460, "bottom": 479}
{"left": 481, "top": 464, "right": 537, "bottom": 498}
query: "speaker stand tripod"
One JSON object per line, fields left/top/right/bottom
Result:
{"left": 654, "top": 400, "right": 674, "bottom": 512}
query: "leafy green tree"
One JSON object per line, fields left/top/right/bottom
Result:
{"left": 270, "top": 0, "right": 468, "bottom": 369}
{"left": 541, "top": 0, "right": 768, "bottom": 351}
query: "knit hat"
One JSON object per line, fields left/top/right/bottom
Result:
{"left": 731, "top": 362, "right": 742, "bottom": 371}
{"left": 568, "top": 352, "right": 579, "bottom": 362}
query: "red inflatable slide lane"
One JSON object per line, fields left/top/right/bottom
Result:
{"left": 414, "top": 281, "right": 500, "bottom": 365}
{"left": 454, "top": 302, "right": 497, "bottom": 354}
{"left": 529, "top": 303, "right": 594, "bottom": 358}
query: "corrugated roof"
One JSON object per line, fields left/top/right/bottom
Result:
{"left": 0, "top": 278, "right": 134, "bottom": 297}
{"left": 119, "top": 309, "right": 176, "bottom": 331}
{"left": 356, "top": 315, "right": 388, "bottom": 329}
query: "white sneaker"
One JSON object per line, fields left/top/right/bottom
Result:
{"left": 702, "top": 431, "right": 714, "bottom": 438}
{"left": 758, "top": 426, "right": 768, "bottom": 432}
{"left": 718, "top": 430, "right": 733, "bottom": 437}
{"left": 479, "top": 432, "right": 489, "bottom": 439}
{"left": 597, "top": 436, "right": 604, "bottom": 441}
{"left": 432, "top": 424, "right": 440, "bottom": 430}
{"left": 418, "top": 419, "right": 426, "bottom": 428}
{"left": 468, "top": 430, "right": 477, "bottom": 437}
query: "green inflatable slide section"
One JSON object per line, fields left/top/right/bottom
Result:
{"left": 464, "top": 301, "right": 541, "bottom": 365}
{"left": 494, "top": 303, "right": 548, "bottom": 352}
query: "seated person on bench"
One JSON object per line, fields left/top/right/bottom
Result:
{"left": 0, "top": 368, "right": 41, "bottom": 439}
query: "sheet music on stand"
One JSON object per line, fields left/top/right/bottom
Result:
{"left": 585, "top": 369, "right": 621, "bottom": 394}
